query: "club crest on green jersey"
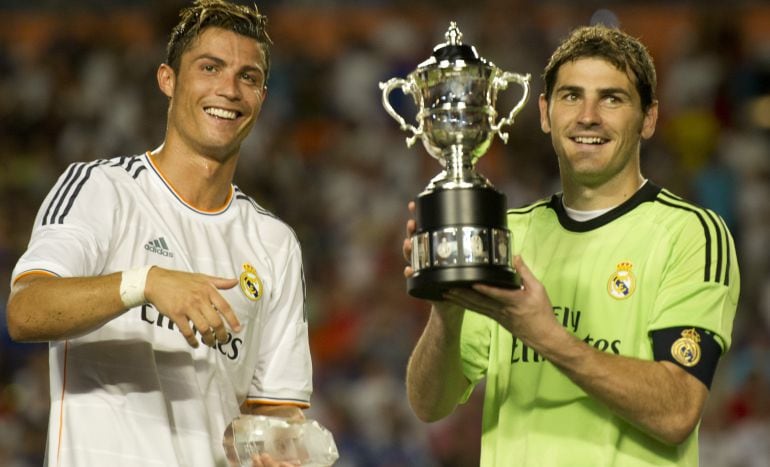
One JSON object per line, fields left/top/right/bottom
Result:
{"left": 607, "top": 262, "right": 636, "bottom": 299}
{"left": 239, "top": 262, "right": 263, "bottom": 301}
{"left": 671, "top": 328, "right": 701, "bottom": 367}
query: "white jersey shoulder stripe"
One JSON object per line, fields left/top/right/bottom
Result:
{"left": 42, "top": 159, "right": 111, "bottom": 226}
{"left": 40, "top": 155, "right": 146, "bottom": 227}
{"left": 108, "top": 154, "right": 147, "bottom": 179}
{"left": 233, "top": 187, "right": 304, "bottom": 246}
{"left": 233, "top": 187, "right": 275, "bottom": 218}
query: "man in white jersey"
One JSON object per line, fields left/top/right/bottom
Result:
{"left": 402, "top": 25, "right": 739, "bottom": 466}
{"left": 6, "top": 1, "right": 310, "bottom": 466}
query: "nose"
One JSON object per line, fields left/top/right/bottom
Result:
{"left": 577, "top": 99, "right": 601, "bottom": 126}
{"left": 216, "top": 72, "right": 242, "bottom": 101}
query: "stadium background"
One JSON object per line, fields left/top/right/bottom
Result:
{"left": 1, "top": 0, "right": 769, "bottom": 465}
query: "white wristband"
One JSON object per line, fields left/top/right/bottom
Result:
{"left": 120, "top": 265, "right": 151, "bottom": 309}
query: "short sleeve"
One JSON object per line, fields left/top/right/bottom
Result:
{"left": 459, "top": 311, "right": 493, "bottom": 403}
{"left": 12, "top": 161, "right": 119, "bottom": 282}
{"left": 247, "top": 237, "right": 312, "bottom": 406}
{"left": 648, "top": 209, "right": 740, "bottom": 353}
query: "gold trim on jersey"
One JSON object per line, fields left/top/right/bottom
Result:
{"left": 671, "top": 328, "right": 702, "bottom": 367}
{"left": 12, "top": 269, "right": 58, "bottom": 285}
{"left": 146, "top": 151, "right": 234, "bottom": 214}
{"left": 240, "top": 263, "right": 263, "bottom": 301}
{"left": 243, "top": 399, "right": 311, "bottom": 409}
{"left": 607, "top": 261, "right": 636, "bottom": 300}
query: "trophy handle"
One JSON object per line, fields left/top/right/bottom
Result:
{"left": 379, "top": 77, "right": 424, "bottom": 147}
{"left": 490, "top": 71, "right": 531, "bottom": 143}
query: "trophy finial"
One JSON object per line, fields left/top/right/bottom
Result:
{"left": 445, "top": 21, "right": 463, "bottom": 45}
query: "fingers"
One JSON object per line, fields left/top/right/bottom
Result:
{"left": 404, "top": 215, "right": 416, "bottom": 261}
{"left": 473, "top": 281, "right": 518, "bottom": 298}
{"left": 182, "top": 278, "right": 240, "bottom": 347}
{"left": 209, "top": 276, "right": 239, "bottom": 290}
{"left": 146, "top": 268, "right": 242, "bottom": 348}
{"left": 444, "top": 288, "right": 503, "bottom": 316}
{"left": 251, "top": 453, "right": 266, "bottom": 467}
{"left": 403, "top": 236, "right": 413, "bottom": 264}
{"left": 512, "top": 255, "right": 535, "bottom": 287}
{"left": 251, "top": 453, "right": 300, "bottom": 467}
{"left": 404, "top": 201, "right": 417, "bottom": 267}
{"left": 405, "top": 218, "right": 416, "bottom": 237}
{"left": 173, "top": 317, "right": 201, "bottom": 348}
{"left": 251, "top": 453, "right": 270, "bottom": 467}
{"left": 468, "top": 256, "right": 532, "bottom": 300}
{"left": 196, "top": 304, "right": 226, "bottom": 346}
{"left": 207, "top": 280, "right": 242, "bottom": 333}
{"left": 201, "top": 326, "right": 218, "bottom": 347}
{"left": 172, "top": 307, "right": 218, "bottom": 348}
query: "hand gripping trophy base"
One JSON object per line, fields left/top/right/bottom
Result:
{"left": 408, "top": 186, "right": 521, "bottom": 301}
{"left": 408, "top": 266, "right": 521, "bottom": 302}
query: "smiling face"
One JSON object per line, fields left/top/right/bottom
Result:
{"left": 539, "top": 57, "right": 658, "bottom": 192}
{"left": 157, "top": 26, "right": 267, "bottom": 161}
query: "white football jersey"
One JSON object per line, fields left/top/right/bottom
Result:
{"left": 12, "top": 153, "right": 312, "bottom": 467}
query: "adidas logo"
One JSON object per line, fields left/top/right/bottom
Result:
{"left": 145, "top": 236, "right": 174, "bottom": 258}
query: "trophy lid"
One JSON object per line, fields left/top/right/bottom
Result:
{"left": 417, "top": 22, "right": 489, "bottom": 69}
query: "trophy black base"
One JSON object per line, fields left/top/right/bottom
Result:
{"left": 407, "top": 187, "right": 521, "bottom": 301}
{"left": 407, "top": 266, "right": 521, "bottom": 301}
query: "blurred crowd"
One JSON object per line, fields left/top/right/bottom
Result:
{"left": 1, "top": 1, "right": 770, "bottom": 466}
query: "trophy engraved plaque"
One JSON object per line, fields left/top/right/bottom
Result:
{"left": 380, "top": 22, "right": 531, "bottom": 300}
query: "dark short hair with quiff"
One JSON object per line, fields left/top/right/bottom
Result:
{"left": 166, "top": 0, "right": 272, "bottom": 85}
{"left": 543, "top": 25, "right": 657, "bottom": 112}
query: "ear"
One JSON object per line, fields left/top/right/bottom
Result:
{"left": 538, "top": 93, "right": 551, "bottom": 134}
{"left": 259, "top": 86, "right": 268, "bottom": 106}
{"left": 640, "top": 100, "right": 659, "bottom": 140}
{"left": 157, "top": 63, "right": 176, "bottom": 98}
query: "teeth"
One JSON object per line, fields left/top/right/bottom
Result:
{"left": 574, "top": 136, "right": 605, "bottom": 144}
{"left": 205, "top": 107, "right": 237, "bottom": 120}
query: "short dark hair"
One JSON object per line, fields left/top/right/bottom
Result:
{"left": 542, "top": 25, "right": 657, "bottom": 112}
{"left": 166, "top": 0, "right": 272, "bottom": 84}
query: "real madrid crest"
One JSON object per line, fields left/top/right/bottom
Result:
{"left": 607, "top": 261, "right": 636, "bottom": 300}
{"left": 240, "top": 263, "right": 263, "bottom": 301}
{"left": 671, "top": 328, "right": 701, "bottom": 367}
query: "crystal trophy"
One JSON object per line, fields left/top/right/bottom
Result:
{"left": 224, "top": 415, "right": 339, "bottom": 467}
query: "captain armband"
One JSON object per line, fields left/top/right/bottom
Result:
{"left": 120, "top": 265, "right": 152, "bottom": 309}
{"left": 651, "top": 326, "right": 722, "bottom": 389}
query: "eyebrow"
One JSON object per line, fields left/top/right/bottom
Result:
{"left": 598, "top": 87, "right": 632, "bottom": 98}
{"left": 555, "top": 85, "right": 582, "bottom": 95}
{"left": 193, "top": 54, "right": 265, "bottom": 74}
{"left": 556, "top": 85, "right": 632, "bottom": 98}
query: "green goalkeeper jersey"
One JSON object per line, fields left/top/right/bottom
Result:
{"left": 460, "top": 182, "right": 740, "bottom": 467}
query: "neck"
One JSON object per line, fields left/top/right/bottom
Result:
{"left": 562, "top": 172, "right": 645, "bottom": 211}
{"left": 150, "top": 143, "right": 238, "bottom": 211}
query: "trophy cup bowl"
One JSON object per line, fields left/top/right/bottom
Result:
{"left": 380, "top": 22, "right": 531, "bottom": 300}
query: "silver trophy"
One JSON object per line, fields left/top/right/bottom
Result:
{"left": 380, "top": 22, "right": 531, "bottom": 300}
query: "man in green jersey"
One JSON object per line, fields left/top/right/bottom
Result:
{"left": 403, "top": 25, "right": 740, "bottom": 466}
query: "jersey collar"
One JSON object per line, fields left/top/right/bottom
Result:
{"left": 549, "top": 181, "right": 662, "bottom": 232}
{"left": 145, "top": 152, "right": 234, "bottom": 216}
